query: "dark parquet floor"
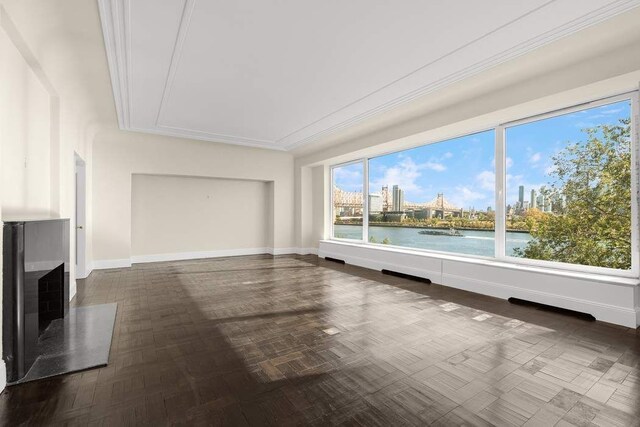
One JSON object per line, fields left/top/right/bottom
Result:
{"left": 1, "top": 255, "right": 640, "bottom": 426}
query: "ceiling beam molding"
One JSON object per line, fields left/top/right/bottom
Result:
{"left": 98, "top": 0, "right": 640, "bottom": 152}
{"left": 98, "top": 0, "right": 130, "bottom": 130}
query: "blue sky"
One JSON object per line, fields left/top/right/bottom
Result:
{"left": 334, "top": 99, "right": 631, "bottom": 211}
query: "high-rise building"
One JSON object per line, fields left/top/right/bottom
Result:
{"left": 381, "top": 185, "right": 390, "bottom": 211}
{"left": 518, "top": 185, "right": 525, "bottom": 207}
{"left": 368, "top": 193, "right": 383, "bottom": 213}
{"left": 530, "top": 189, "right": 536, "bottom": 209}
{"left": 392, "top": 185, "right": 404, "bottom": 211}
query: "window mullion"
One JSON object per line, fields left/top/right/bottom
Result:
{"left": 631, "top": 90, "right": 640, "bottom": 276}
{"left": 363, "top": 159, "right": 369, "bottom": 244}
{"left": 329, "top": 165, "right": 334, "bottom": 240}
{"left": 495, "top": 126, "right": 506, "bottom": 259}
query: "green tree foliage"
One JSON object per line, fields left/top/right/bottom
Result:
{"left": 514, "top": 119, "right": 632, "bottom": 269}
{"left": 369, "top": 236, "right": 392, "bottom": 245}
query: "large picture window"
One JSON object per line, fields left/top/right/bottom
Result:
{"left": 367, "top": 131, "right": 495, "bottom": 256}
{"left": 329, "top": 93, "right": 638, "bottom": 276}
{"left": 505, "top": 99, "right": 633, "bottom": 270}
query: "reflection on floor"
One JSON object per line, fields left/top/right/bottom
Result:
{"left": 1, "top": 254, "right": 639, "bottom": 425}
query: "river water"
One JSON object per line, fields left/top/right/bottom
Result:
{"left": 333, "top": 224, "right": 532, "bottom": 257}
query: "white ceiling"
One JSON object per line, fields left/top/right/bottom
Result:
{"left": 98, "top": 0, "right": 640, "bottom": 151}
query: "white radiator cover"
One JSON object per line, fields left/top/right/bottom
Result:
{"left": 319, "top": 240, "right": 640, "bottom": 328}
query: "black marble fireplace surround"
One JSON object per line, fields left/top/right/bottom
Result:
{"left": 2, "top": 218, "right": 70, "bottom": 383}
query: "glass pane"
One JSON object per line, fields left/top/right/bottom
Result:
{"left": 367, "top": 130, "right": 495, "bottom": 256}
{"left": 332, "top": 162, "right": 364, "bottom": 240}
{"left": 505, "top": 99, "right": 632, "bottom": 270}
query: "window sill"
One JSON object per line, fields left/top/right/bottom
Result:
{"left": 320, "top": 239, "right": 640, "bottom": 287}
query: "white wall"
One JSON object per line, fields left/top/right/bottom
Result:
{"left": 91, "top": 130, "right": 295, "bottom": 268}
{"left": 0, "top": 27, "right": 51, "bottom": 216}
{"left": 131, "top": 174, "right": 270, "bottom": 260}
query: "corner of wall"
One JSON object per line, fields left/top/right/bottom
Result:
{"left": 69, "top": 279, "right": 77, "bottom": 302}
{"left": 0, "top": 359, "right": 6, "bottom": 394}
{"left": 295, "top": 247, "right": 318, "bottom": 256}
{"left": 635, "top": 285, "right": 640, "bottom": 328}
{"left": 83, "top": 262, "right": 94, "bottom": 279}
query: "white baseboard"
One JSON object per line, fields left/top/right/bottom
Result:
{"left": 131, "top": 247, "right": 319, "bottom": 263}
{"left": 268, "top": 247, "right": 318, "bottom": 255}
{"left": 297, "top": 247, "right": 318, "bottom": 255}
{"left": 92, "top": 258, "right": 132, "bottom": 270}
{"left": 93, "top": 248, "right": 320, "bottom": 269}
{"left": 131, "top": 248, "right": 270, "bottom": 264}
{"left": 0, "top": 360, "right": 6, "bottom": 395}
{"left": 268, "top": 247, "right": 299, "bottom": 255}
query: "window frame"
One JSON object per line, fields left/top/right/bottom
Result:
{"left": 498, "top": 92, "right": 639, "bottom": 277}
{"left": 366, "top": 128, "right": 497, "bottom": 259}
{"left": 328, "top": 91, "right": 640, "bottom": 279}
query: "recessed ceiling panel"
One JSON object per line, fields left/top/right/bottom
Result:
{"left": 99, "top": 0, "right": 640, "bottom": 150}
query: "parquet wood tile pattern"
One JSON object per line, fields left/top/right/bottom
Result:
{"left": 1, "top": 255, "right": 640, "bottom": 426}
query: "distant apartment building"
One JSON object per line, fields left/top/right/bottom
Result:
{"left": 530, "top": 189, "right": 536, "bottom": 209}
{"left": 381, "top": 185, "right": 391, "bottom": 211}
{"left": 392, "top": 185, "right": 404, "bottom": 211}
{"left": 518, "top": 185, "right": 525, "bottom": 208}
{"left": 368, "top": 193, "right": 383, "bottom": 213}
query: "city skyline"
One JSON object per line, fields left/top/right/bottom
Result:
{"left": 335, "top": 182, "right": 553, "bottom": 215}
{"left": 334, "top": 100, "right": 631, "bottom": 211}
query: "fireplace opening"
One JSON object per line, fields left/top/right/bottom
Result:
{"left": 38, "top": 263, "right": 65, "bottom": 334}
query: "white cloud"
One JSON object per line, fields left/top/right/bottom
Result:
{"left": 424, "top": 161, "right": 446, "bottom": 172}
{"left": 529, "top": 152, "right": 541, "bottom": 164}
{"left": 333, "top": 166, "right": 362, "bottom": 192}
{"left": 370, "top": 157, "right": 423, "bottom": 196}
{"left": 476, "top": 170, "right": 495, "bottom": 191}
{"left": 475, "top": 170, "right": 550, "bottom": 206}
{"left": 449, "top": 186, "right": 487, "bottom": 209}
{"left": 370, "top": 154, "right": 452, "bottom": 201}
{"left": 600, "top": 107, "right": 623, "bottom": 115}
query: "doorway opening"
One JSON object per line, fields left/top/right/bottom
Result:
{"left": 75, "top": 153, "right": 87, "bottom": 279}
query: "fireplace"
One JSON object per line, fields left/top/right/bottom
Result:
{"left": 37, "top": 263, "right": 65, "bottom": 334}
{"left": 3, "top": 218, "right": 70, "bottom": 383}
